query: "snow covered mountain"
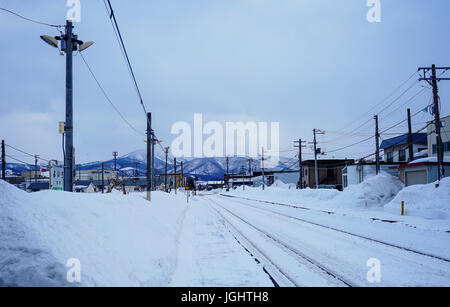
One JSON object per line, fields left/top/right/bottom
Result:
{"left": 5, "top": 149, "right": 298, "bottom": 181}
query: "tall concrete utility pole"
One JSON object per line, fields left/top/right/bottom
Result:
{"left": 407, "top": 108, "right": 414, "bottom": 162}
{"left": 101, "top": 162, "right": 105, "bottom": 194}
{"left": 174, "top": 157, "right": 177, "bottom": 194}
{"left": 1, "top": 140, "right": 6, "bottom": 180}
{"left": 151, "top": 131, "right": 155, "bottom": 191}
{"left": 313, "top": 129, "right": 325, "bottom": 189}
{"left": 164, "top": 147, "right": 169, "bottom": 192}
{"left": 133, "top": 162, "right": 140, "bottom": 177}
{"left": 34, "top": 155, "right": 39, "bottom": 183}
{"left": 261, "top": 147, "right": 265, "bottom": 190}
{"left": 374, "top": 115, "right": 380, "bottom": 175}
{"left": 146, "top": 112, "right": 152, "bottom": 201}
{"left": 294, "top": 139, "right": 307, "bottom": 189}
{"left": 112, "top": 151, "right": 118, "bottom": 172}
{"left": 419, "top": 64, "right": 450, "bottom": 182}
{"left": 64, "top": 20, "right": 74, "bottom": 192}
{"left": 41, "top": 20, "right": 94, "bottom": 191}
{"left": 180, "top": 161, "right": 184, "bottom": 187}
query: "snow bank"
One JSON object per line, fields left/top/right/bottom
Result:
{"left": 270, "top": 179, "right": 296, "bottom": 190}
{"left": 228, "top": 173, "right": 404, "bottom": 211}
{"left": 0, "top": 180, "right": 188, "bottom": 286}
{"left": 385, "top": 177, "right": 450, "bottom": 220}
{"left": 330, "top": 173, "right": 404, "bottom": 209}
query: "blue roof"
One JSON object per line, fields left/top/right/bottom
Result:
{"left": 380, "top": 133, "right": 427, "bottom": 149}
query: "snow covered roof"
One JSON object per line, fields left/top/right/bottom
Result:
{"left": 409, "top": 157, "right": 450, "bottom": 164}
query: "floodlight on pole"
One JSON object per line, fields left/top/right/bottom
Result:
{"left": 79, "top": 41, "right": 94, "bottom": 52}
{"left": 40, "top": 35, "right": 58, "bottom": 48}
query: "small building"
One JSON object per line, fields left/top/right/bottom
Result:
{"left": 75, "top": 169, "right": 118, "bottom": 182}
{"left": 122, "top": 178, "right": 147, "bottom": 193}
{"left": 342, "top": 162, "right": 399, "bottom": 188}
{"left": 225, "top": 174, "right": 254, "bottom": 188}
{"left": 248, "top": 170, "right": 299, "bottom": 187}
{"left": 301, "top": 159, "right": 353, "bottom": 190}
{"left": 398, "top": 157, "right": 450, "bottom": 186}
{"left": 21, "top": 170, "right": 41, "bottom": 181}
{"left": 380, "top": 133, "right": 428, "bottom": 163}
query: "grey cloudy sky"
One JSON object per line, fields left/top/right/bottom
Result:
{"left": 1, "top": 0, "right": 449, "bottom": 164}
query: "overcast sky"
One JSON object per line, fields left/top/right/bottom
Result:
{"left": 1, "top": 0, "right": 450, "bottom": 164}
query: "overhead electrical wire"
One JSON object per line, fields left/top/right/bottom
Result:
{"left": 0, "top": 7, "right": 63, "bottom": 28}
{"left": 103, "top": 0, "right": 170, "bottom": 158}
{"left": 334, "top": 71, "right": 419, "bottom": 133}
{"left": 79, "top": 52, "right": 146, "bottom": 137}
{"left": 5, "top": 144, "right": 50, "bottom": 162}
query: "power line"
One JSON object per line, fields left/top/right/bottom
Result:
{"left": 5, "top": 144, "right": 50, "bottom": 162}
{"left": 102, "top": 0, "right": 147, "bottom": 115}
{"left": 79, "top": 52, "right": 145, "bottom": 137}
{"left": 5, "top": 155, "right": 34, "bottom": 166}
{"left": 335, "top": 71, "right": 419, "bottom": 133}
{"left": 0, "top": 7, "right": 63, "bottom": 28}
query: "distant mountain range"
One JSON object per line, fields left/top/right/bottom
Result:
{"left": 5, "top": 149, "right": 298, "bottom": 181}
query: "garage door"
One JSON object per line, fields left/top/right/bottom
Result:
{"left": 405, "top": 170, "right": 427, "bottom": 186}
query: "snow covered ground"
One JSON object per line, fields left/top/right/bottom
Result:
{"left": 227, "top": 175, "right": 450, "bottom": 232}
{"left": 0, "top": 180, "right": 190, "bottom": 286}
{"left": 1, "top": 174, "right": 450, "bottom": 287}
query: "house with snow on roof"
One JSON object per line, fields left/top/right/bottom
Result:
{"left": 380, "top": 133, "right": 428, "bottom": 163}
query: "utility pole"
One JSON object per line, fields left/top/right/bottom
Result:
{"left": 419, "top": 64, "right": 450, "bottom": 182}
{"left": 241, "top": 165, "right": 245, "bottom": 191}
{"left": 40, "top": 21, "right": 94, "bottom": 191}
{"left": 101, "top": 162, "right": 104, "bottom": 194}
{"left": 407, "top": 108, "right": 414, "bottom": 162}
{"left": 313, "top": 129, "right": 325, "bottom": 189}
{"left": 180, "top": 161, "right": 184, "bottom": 187}
{"left": 151, "top": 131, "right": 155, "bottom": 191}
{"left": 261, "top": 147, "right": 265, "bottom": 190}
{"left": 247, "top": 158, "right": 252, "bottom": 176}
{"left": 294, "top": 139, "right": 307, "bottom": 189}
{"left": 226, "top": 156, "right": 230, "bottom": 189}
{"left": 112, "top": 151, "right": 118, "bottom": 172}
{"left": 35, "top": 155, "right": 39, "bottom": 183}
{"left": 374, "top": 115, "right": 380, "bottom": 175}
{"left": 164, "top": 147, "right": 169, "bottom": 192}
{"left": 146, "top": 112, "right": 152, "bottom": 201}
{"left": 1, "top": 140, "right": 6, "bottom": 180}
{"left": 64, "top": 20, "right": 74, "bottom": 192}
{"left": 174, "top": 157, "right": 177, "bottom": 194}
{"left": 133, "top": 162, "right": 140, "bottom": 177}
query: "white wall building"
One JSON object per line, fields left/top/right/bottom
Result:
{"left": 427, "top": 115, "right": 450, "bottom": 158}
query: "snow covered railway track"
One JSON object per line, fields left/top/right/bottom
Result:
{"left": 206, "top": 197, "right": 355, "bottom": 287}
{"left": 220, "top": 195, "right": 450, "bottom": 264}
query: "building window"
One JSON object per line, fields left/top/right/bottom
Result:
{"left": 387, "top": 152, "right": 393, "bottom": 163}
{"left": 445, "top": 142, "right": 450, "bottom": 152}
{"left": 399, "top": 149, "right": 406, "bottom": 162}
{"left": 432, "top": 144, "right": 437, "bottom": 154}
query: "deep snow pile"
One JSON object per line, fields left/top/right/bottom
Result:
{"left": 0, "top": 180, "right": 188, "bottom": 286}
{"left": 385, "top": 177, "right": 450, "bottom": 220}
{"left": 330, "top": 173, "right": 404, "bottom": 209}
{"left": 227, "top": 173, "right": 450, "bottom": 222}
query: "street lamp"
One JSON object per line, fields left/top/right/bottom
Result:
{"left": 41, "top": 20, "right": 94, "bottom": 192}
